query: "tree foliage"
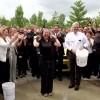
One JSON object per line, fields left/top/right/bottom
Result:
{"left": 37, "top": 11, "right": 43, "bottom": 27}
{"left": 69, "top": 0, "right": 87, "bottom": 27}
{"left": 30, "top": 14, "right": 37, "bottom": 25}
{"left": 58, "top": 14, "right": 65, "bottom": 28}
{"left": 14, "top": 5, "right": 24, "bottom": 27}
{"left": 0, "top": 2, "right": 99, "bottom": 29}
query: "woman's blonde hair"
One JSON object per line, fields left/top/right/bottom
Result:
{"left": 0, "top": 26, "right": 8, "bottom": 36}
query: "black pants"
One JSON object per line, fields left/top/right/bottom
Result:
{"left": 83, "top": 53, "right": 93, "bottom": 78}
{"left": 69, "top": 52, "right": 83, "bottom": 86}
{"left": 29, "top": 54, "right": 40, "bottom": 77}
{"left": 0, "top": 59, "right": 10, "bottom": 94}
{"left": 92, "top": 52, "right": 100, "bottom": 76}
{"left": 17, "top": 56, "right": 27, "bottom": 76}
{"left": 40, "top": 58, "right": 54, "bottom": 94}
{"left": 57, "top": 55, "right": 63, "bottom": 78}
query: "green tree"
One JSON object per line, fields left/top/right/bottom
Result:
{"left": 93, "top": 12, "right": 100, "bottom": 28}
{"left": 69, "top": 0, "right": 87, "bottom": 27}
{"left": 58, "top": 14, "right": 65, "bottom": 28}
{"left": 10, "top": 17, "right": 16, "bottom": 27}
{"left": 14, "top": 5, "right": 24, "bottom": 27}
{"left": 42, "top": 19, "right": 47, "bottom": 28}
{"left": 0, "top": 17, "right": 12, "bottom": 26}
{"left": 23, "top": 17, "right": 29, "bottom": 27}
{"left": 48, "top": 11, "right": 58, "bottom": 27}
{"left": 37, "top": 11, "right": 43, "bottom": 27}
{"left": 30, "top": 14, "right": 37, "bottom": 25}
{"left": 0, "top": 17, "right": 8, "bottom": 25}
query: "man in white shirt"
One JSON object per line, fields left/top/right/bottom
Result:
{"left": 64, "top": 22, "right": 89, "bottom": 90}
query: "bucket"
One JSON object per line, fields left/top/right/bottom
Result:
{"left": 76, "top": 49, "right": 89, "bottom": 67}
{"left": 2, "top": 82, "right": 15, "bottom": 100}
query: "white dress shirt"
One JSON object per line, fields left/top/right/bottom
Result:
{"left": 0, "top": 37, "right": 10, "bottom": 62}
{"left": 64, "top": 32, "right": 89, "bottom": 51}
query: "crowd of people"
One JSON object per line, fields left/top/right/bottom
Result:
{"left": 0, "top": 22, "right": 100, "bottom": 97}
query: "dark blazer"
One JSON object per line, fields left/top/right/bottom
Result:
{"left": 57, "top": 33, "right": 65, "bottom": 56}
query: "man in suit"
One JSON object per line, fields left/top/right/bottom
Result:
{"left": 53, "top": 24, "right": 64, "bottom": 81}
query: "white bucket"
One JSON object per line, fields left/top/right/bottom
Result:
{"left": 2, "top": 82, "right": 15, "bottom": 100}
{"left": 76, "top": 49, "right": 89, "bottom": 67}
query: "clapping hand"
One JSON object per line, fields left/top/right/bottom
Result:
{"left": 80, "top": 46, "right": 84, "bottom": 50}
{"left": 18, "top": 34, "right": 24, "bottom": 40}
{"left": 50, "top": 35, "right": 56, "bottom": 39}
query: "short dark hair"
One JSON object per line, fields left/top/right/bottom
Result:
{"left": 54, "top": 24, "right": 60, "bottom": 28}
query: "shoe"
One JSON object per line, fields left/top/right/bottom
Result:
{"left": 16, "top": 77, "right": 18, "bottom": 79}
{"left": 48, "top": 93, "right": 53, "bottom": 96}
{"left": 0, "top": 91, "right": 3, "bottom": 95}
{"left": 68, "top": 84, "right": 74, "bottom": 88}
{"left": 75, "top": 85, "right": 79, "bottom": 91}
{"left": 58, "top": 77, "right": 62, "bottom": 81}
{"left": 83, "top": 78, "right": 90, "bottom": 80}
{"left": 19, "top": 75, "right": 23, "bottom": 78}
{"left": 43, "top": 93, "right": 48, "bottom": 97}
{"left": 97, "top": 75, "right": 100, "bottom": 79}
{"left": 36, "top": 75, "right": 40, "bottom": 79}
{"left": 22, "top": 74, "right": 25, "bottom": 77}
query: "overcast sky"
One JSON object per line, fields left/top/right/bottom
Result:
{"left": 0, "top": 0, "right": 100, "bottom": 21}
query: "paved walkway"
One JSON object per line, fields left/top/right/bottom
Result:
{"left": 0, "top": 74, "right": 100, "bottom": 100}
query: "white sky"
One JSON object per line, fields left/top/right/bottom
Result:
{"left": 0, "top": 0, "right": 100, "bottom": 21}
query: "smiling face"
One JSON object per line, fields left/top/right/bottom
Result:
{"left": 72, "top": 22, "right": 79, "bottom": 33}
{"left": 86, "top": 32, "right": 91, "bottom": 40}
{"left": 0, "top": 27, "right": 8, "bottom": 38}
{"left": 42, "top": 29, "right": 50, "bottom": 39}
{"left": 53, "top": 25, "right": 60, "bottom": 34}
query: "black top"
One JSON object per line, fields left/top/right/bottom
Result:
{"left": 93, "top": 33, "right": 100, "bottom": 54}
{"left": 26, "top": 31, "right": 37, "bottom": 55}
{"left": 39, "top": 38, "right": 55, "bottom": 60}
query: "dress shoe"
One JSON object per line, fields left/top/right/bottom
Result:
{"left": 58, "top": 77, "right": 62, "bottom": 81}
{"left": 43, "top": 93, "right": 48, "bottom": 97}
{"left": 22, "top": 74, "right": 25, "bottom": 77}
{"left": 0, "top": 91, "right": 3, "bottom": 95}
{"left": 75, "top": 85, "right": 79, "bottom": 91}
{"left": 36, "top": 75, "right": 40, "bottom": 79}
{"left": 68, "top": 84, "right": 74, "bottom": 88}
{"left": 19, "top": 75, "right": 23, "bottom": 78}
{"left": 97, "top": 75, "right": 100, "bottom": 79}
{"left": 48, "top": 92, "right": 53, "bottom": 96}
{"left": 16, "top": 77, "right": 18, "bottom": 79}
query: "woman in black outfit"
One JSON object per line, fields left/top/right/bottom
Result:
{"left": 33, "top": 28, "right": 61, "bottom": 97}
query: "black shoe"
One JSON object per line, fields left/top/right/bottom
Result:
{"left": 58, "top": 77, "right": 62, "bottom": 81}
{"left": 22, "top": 74, "right": 25, "bottom": 77}
{"left": 97, "top": 75, "right": 100, "bottom": 79}
{"left": 36, "top": 75, "right": 40, "bottom": 79}
{"left": 0, "top": 91, "right": 3, "bottom": 95}
{"left": 75, "top": 85, "right": 79, "bottom": 91}
{"left": 68, "top": 84, "right": 74, "bottom": 88}
{"left": 19, "top": 75, "right": 23, "bottom": 78}
{"left": 16, "top": 77, "right": 18, "bottom": 79}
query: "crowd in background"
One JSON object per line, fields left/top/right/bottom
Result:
{"left": 0, "top": 23, "right": 100, "bottom": 96}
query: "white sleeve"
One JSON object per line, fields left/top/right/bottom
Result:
{"left": 0, "top": 41, "right": 10, "bottom": 48}
{"left": 64, "top": 35, "right": 72, "bottom": 51}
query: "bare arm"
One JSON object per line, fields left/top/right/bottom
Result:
{"left": 33, "top": 36, "right": 40, "bottom": 47}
